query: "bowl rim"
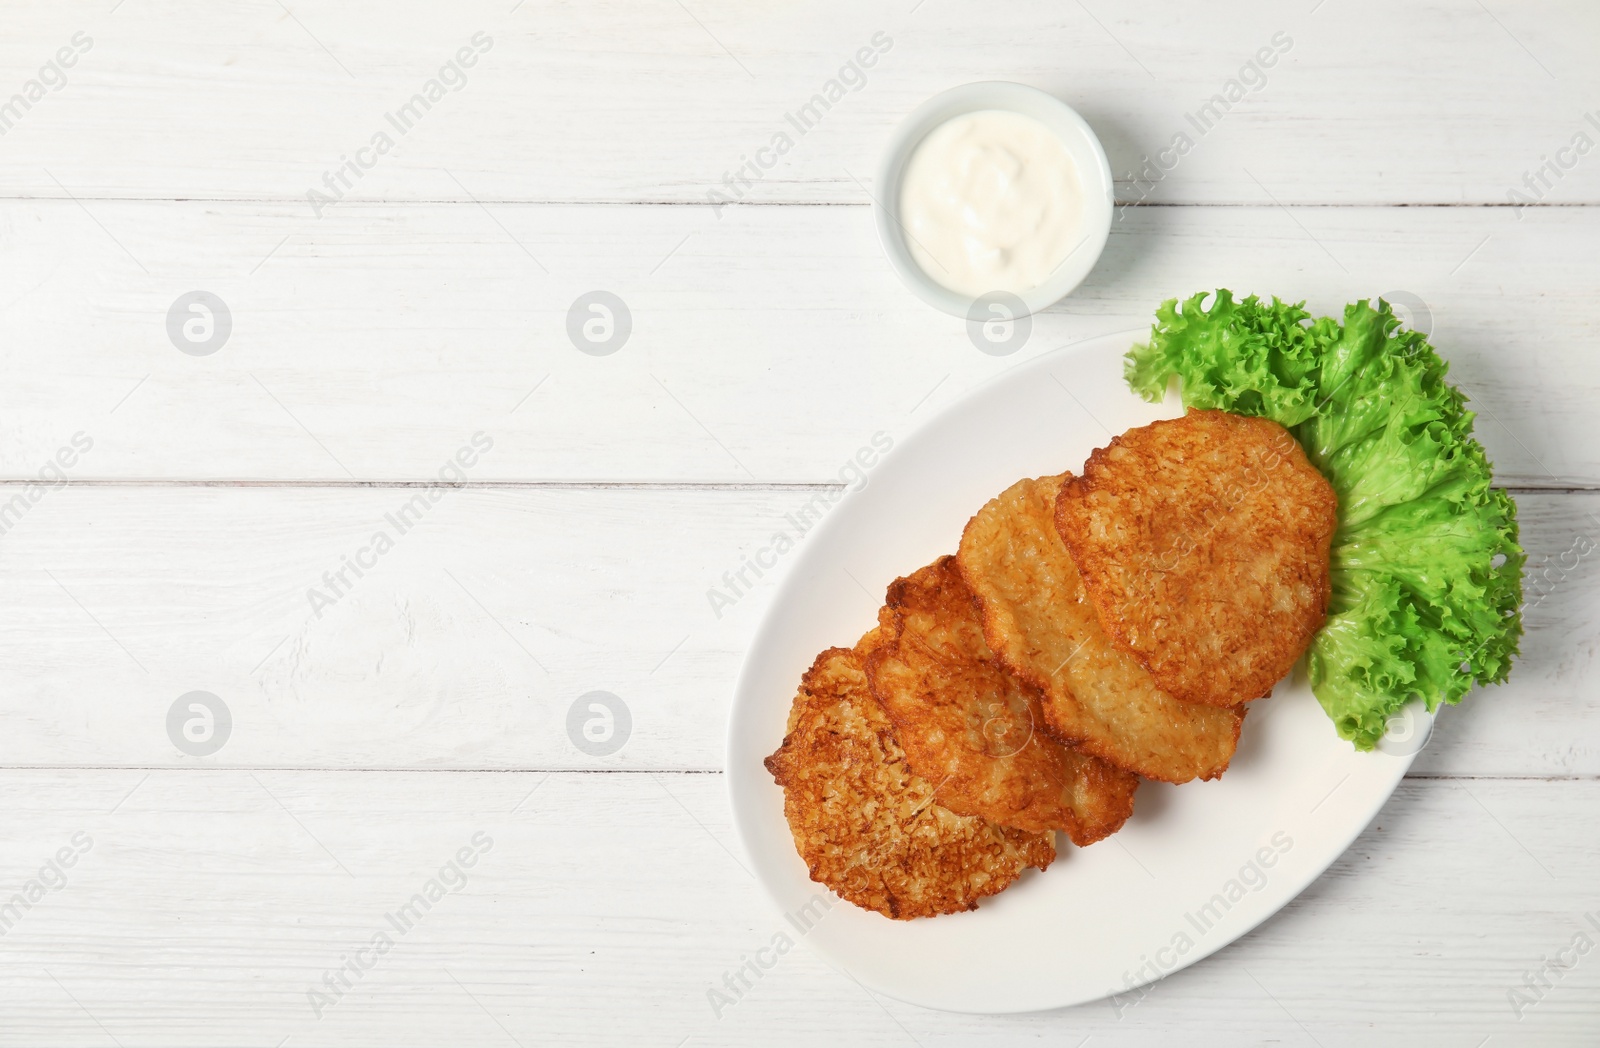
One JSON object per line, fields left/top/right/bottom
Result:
{"left": 871, "top": 80, "right": 1114, "bottom": 319}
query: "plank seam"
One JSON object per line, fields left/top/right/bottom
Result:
{"left": 0, "top": 767, "right": 1587, "bottom": 780}
{"left": 0, "top": 481, "right": 1589, "bottom": 493}
{"left": 1, "top": 198, "right": 1599, "bottom": 208}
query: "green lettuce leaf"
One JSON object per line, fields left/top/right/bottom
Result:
{"left": 1125, "top": 290, "right": 1330, "bottom": 426}
{"left": 1125, "top": 291, "right": 1524, "bottom": 749}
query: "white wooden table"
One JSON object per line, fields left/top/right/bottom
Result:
{"left": 1, "top": 1, "right": 1597, "bottom": 1044}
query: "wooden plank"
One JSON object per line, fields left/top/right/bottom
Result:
{"left": 0, "top": 770, "right": 1593, "bottom": 1044}
{"left": 0, "top": 0, "right": 1596, "bottom": 205}
{"left": 3, "top": 3, "right": 1592, "bottom": 1042}
{"left": 3, "top": 201, "right": 1597, "bottom": 486}
{"left": 0, "top": 485, "right": 1591, "bottom": 775}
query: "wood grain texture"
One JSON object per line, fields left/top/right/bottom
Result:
{"left": 0, "top": 485, "right": 1591, "bottom": 776}
{"left": 4, "top": 0, "right": 1597, "bottom": 1039}
{"left": 0, "top": 0, "right": 1597, "bottom": 204}
{"left": 2, "top": 201, "right": 1596, "bottom": 486}
{"left": 0, "top": 771, "right": 1593, "bottom": 1046}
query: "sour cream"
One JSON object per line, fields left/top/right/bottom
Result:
{"left": 897, "top": 110, "right": 1085, "bottom": 298}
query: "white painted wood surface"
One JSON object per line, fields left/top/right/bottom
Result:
{"left": 0, "top": 486, "right": 1594, "bottom": 778}
{"left": 0, "top": 774, "right": 1596, "bottom": 1046}
{"left": 2, "top": 202, "right": 1597, "bottom": 486}
{"left": 1, "top": 0, "right": 1598, "bottom": 205}
{"left": 1, "top": 1, "right": 1597, "bottom": 1044}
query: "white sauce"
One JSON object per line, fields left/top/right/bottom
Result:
{"left": 897, "top": 110, "right": 1084, "bottom": 298}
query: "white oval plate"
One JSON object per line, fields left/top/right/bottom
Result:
{"left": 726, "top": 330, "right": 1415, "bottom": 1014}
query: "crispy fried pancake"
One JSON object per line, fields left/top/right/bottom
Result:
{"left": 957, "top": 474, "right": 1243, "bottom": 783}
{"left": 764, "top": 644, "right": 1055, "bottom": 919}
{"left": 1056, "top": 409, "right": 1337, "bottom": 707}
{"left": 864, "top": 558, "right": 1138, "bottom": 844}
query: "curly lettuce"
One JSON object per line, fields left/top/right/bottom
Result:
{"left": 1125, "top": 290, "right": 1524, "bottom": 749}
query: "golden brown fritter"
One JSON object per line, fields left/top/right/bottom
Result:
{"left": 957, "top": 474, "right": 1243, "bottom": 783}
{"left": 864, "top": 558, "right": 1138, "bottom": 844}
{"left": 764, "top": 645, "right": 1055, "bottom": 920}
{"left": 1056, "top": 409, "right": 1338, "bottom": 708}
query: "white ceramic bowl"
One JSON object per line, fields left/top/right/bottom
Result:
{"left": 872, "top": 81, "right": 1114, "bottom": 319}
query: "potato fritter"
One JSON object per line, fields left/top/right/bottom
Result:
{"left": 864, "top": 558, "right": 1138, "bottom": 844}
{"left": 1056, "top": 409, "right": 1338, "bottom": 708}
{"left": 763, "top": 644, "right": 1055, "bottom": 920}
{"left": 957, "top": 474, "right": 1243, "bottom": 783}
